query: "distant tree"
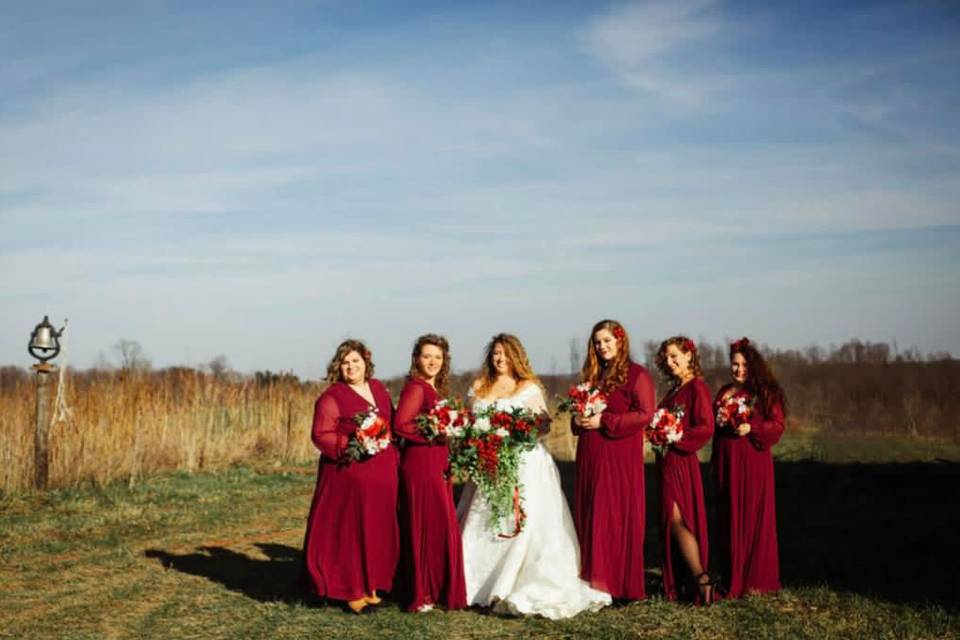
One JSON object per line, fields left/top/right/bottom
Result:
{"left": 0, "top": 365, "right": 29, "bottom": 391}
{"left": 208, "top": 355, "right": 230, "bottom": 378}
{"left": 569, "top": 337, "right": 582, "bottom": 375}
{"left": 114, "top": 339, "right": 151, "bottom": 372}
{"left": 93, "top": 351, "right": 115, "bottom": 372}
{"left": 254, "top": 370, "right": 301, "bottom": 387}
{"left": 804, "top": 345, "right": 824, "bottom": 364}
{"left": 643, "top": 340, "right": 659, "bottom": 371}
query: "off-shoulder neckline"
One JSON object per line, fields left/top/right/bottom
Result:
{"left": 473, "top": 380, "right": 539, "bottom": 403}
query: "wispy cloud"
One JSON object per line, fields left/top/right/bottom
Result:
{"left": 579, "top": 0, "right": 728, "bottom": 106}
{"left": 1, "top": 1, "right": 958, "bottom": 374}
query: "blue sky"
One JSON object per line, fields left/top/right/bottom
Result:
{"left": 2, "top": 0, "right": 958, "bottom": 378}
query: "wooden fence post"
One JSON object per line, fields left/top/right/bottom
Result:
{"left": 34, "top": 363, "right": 56, "bottom": 490}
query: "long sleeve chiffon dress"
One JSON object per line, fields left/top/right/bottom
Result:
{"left": 393, "top": 377, "right": 467, "bottom": 611}
{"left": 573, "top": 362, "right": 656, "bottom": 600}
{"left": 655, "top": 377, "right": 714, "bottom": 600}
{"left": 712, "top": 383, "right": 784, "bottom": 597}
{"left": 302, "top": 379, "right": 400, "bottom": 603}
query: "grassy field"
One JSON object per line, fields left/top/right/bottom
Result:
{"left": 2, "top": 436, "right": 958, "bottom": 640}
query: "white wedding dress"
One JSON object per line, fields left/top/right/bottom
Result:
{"left": 457, "top": 384, "right": 611, "bottom": 619}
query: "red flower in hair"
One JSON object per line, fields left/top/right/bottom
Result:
{"left": 683, "top": 338, "right": 696, "bottom": 353}
{"left": 613, "top": 326, "right": 625, "bottom": 340}
{"left": 732, "top": 337, "right": 750, "bottom": 351}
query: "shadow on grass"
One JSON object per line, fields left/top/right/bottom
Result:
{"left": 144, "top": 542, "right": 306, "bottom": 604}
{"left": 146, "top": 460, "right": 959, "bottom": 610}
{"left": 559, "top": 460, "right": 960, "bottom": 609}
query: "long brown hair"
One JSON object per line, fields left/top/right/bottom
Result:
{"left": 730, "top": 337, "right": 788, "bottom": 417}
{"left": 474, "top": 333, "right": 542, "bottom": 397}
{"left": 408, "top": 334, "right": 451, "bottom": 397}
{"left": 325, "top": 339, "right": 375, "bottom": 384}
{"left": 580, "top": 319, "right": 631, "bottom": 394}
{"left": 655, "top": 335, "right": 702, "bottom": 390}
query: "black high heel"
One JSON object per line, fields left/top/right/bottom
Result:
{"left": 695, "top": 572, "right": 721, "bottom": 606}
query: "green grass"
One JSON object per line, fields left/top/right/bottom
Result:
{"left": 1, "top": 440, "right": 958, "bottom": 639}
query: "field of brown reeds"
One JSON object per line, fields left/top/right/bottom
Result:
{"left": 0, "top": 367, "right": 322, "bottom": 493}
{"left": 1, "top": 339, "right": 957, "bottom": 493}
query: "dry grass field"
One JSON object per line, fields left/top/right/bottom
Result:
{"left": 1, "top": 358, "right": 959, "bottom": 638}
{"left": 0, "top": 369, "right": 321, "bottom": 493}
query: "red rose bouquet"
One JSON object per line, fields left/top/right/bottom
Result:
{"left": 557, "top": 383, "right": 608, "bottom": 418}
{"left": 716, "top": 393, "right": 754, "bottom": 430}
{"left": 448, "top": 405, "right": 544, "bottom": 537}
{"left": 345, "top": 407, "right": 392, "bottom": 461}
{"left": 416, "top": 398, "right": 470, "bottom": 440}
{"left": 646, "top": 406, "right": 685, "bottom": 455}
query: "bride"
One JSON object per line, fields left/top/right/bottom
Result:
{"left": 457, "top": 333, "right": 611, "bottom": 619}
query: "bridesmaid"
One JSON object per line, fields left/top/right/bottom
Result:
{"left": 712, "top": 337, "right": 786, "bottom": 598}
{"left": 302, "top": 339, "right": 400, "bottom": 614}
{"left": 393, "top": 334, "right": 468, "bottom": 612}
{"left": 573, "top": 319, "right": 656, "bottom": 601}
{"left": 654, "top": 336, "right": 715, "bottom": 604}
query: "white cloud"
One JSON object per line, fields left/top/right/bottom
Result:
{"left": 579, "top": 0, "right": 727, "bottom": 105}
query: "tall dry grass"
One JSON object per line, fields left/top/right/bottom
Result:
{"left": 0, "top": 367, "right": 321, "bottom": 493}
{"left": 0, "top": 366, "right": 581, "bottom": 494}
{"left": 3, "top": 339, "right": 957, "bottom": 493}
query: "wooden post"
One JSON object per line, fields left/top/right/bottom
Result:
{"left": 34, "top": 363, "right": 56, "bottom": 490}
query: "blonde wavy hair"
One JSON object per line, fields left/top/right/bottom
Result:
{"left": 473, "top": 333, "right": 543, "bottom": 397}
{"left": 324, "top": 339, "right": 374, "bottom": 384}
{"left": 580, "top": 319, "right": 632, "bottom": 394}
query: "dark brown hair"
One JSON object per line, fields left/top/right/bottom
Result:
{"left": 325, "top": 339, "right": 374, "bottom": 384}
{"left": 581, "top": 319, "right": 631, "bottom": 394}
{"left": 730, "top": 337, "right": 788, "bottom": 417}
{"left": 408, "top": 334, "right": 451, "bottom": 397}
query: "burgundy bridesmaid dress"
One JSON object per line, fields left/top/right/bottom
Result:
{"left": 302, "top": 379, "right": 400, "bottom": 602}
{"left": 573, "top": 361, "right": 656, "bottom": 600}
{"left": 712, "top": 383, "right": 784, "bottom": 597}
{"left": 393, "top": 377, "right": 467, "bottom": 611}
{"left": 656, "top": 377, "right": 714, "bottom": 601}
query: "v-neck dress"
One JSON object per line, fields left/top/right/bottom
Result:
{"left": 302, "top": 380, "right": 400, "bottom": 602}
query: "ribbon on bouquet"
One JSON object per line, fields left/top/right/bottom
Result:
{"left": 497, "top": 486, "right": 527, "bottom": 539}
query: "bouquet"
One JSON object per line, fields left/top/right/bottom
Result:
{"left": 448, "top": 405, "right": 545, "bottom": 537}
{"left": 557, "top": 383, "right": 608, "bottom": 418}
{"left": 646, "top": 406, "right": 685, "bottom": 455}
{"left": 345, "top": 407, "right": 392, "bottom": 461}
{"left": 416, "top": 398, "right": 470, "bottom": 440}
{"left": 716, "top": 393, "right": 753, "bottom": 430}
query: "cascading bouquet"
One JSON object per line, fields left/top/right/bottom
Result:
{"left": 646, "top": 406, "right": 685, "bottom": 455}
{"left": 716, "top": 393, "right": 754, "bottom": 430}
{"left": 345, "top": 407, "right": 392, "bottom": 461}
{"left": 448, "top": 405, "right": 543, "bottom": 537}
{"left": 556, "top": 383, "right": 608, "bottom": 418}
{"left": 416, "top": 398, "right": 471, "bottom": 440}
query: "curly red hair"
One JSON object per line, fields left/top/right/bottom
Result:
{"left": 581, "top": 319, "right": 632, "bottom": 395}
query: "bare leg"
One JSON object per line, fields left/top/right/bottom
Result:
{"left": 670, "top": 503, "right": 712, "bottom": 603}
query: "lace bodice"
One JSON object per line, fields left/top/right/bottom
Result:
{"left": 458, "top": 380, "right": 611, "bottom": 618}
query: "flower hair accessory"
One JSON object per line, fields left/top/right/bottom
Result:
{"left": 731, "top": 337, "right": 750, "bottom": 351}
{"left": 683, "top": 338, "right": 696, "bottom": 353}
{"left": 613, "top": 326, "right": 625, "bottom": 340}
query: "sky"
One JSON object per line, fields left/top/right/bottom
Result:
{"left": 1, "top": 0, "right": 959, "bottom": 379}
